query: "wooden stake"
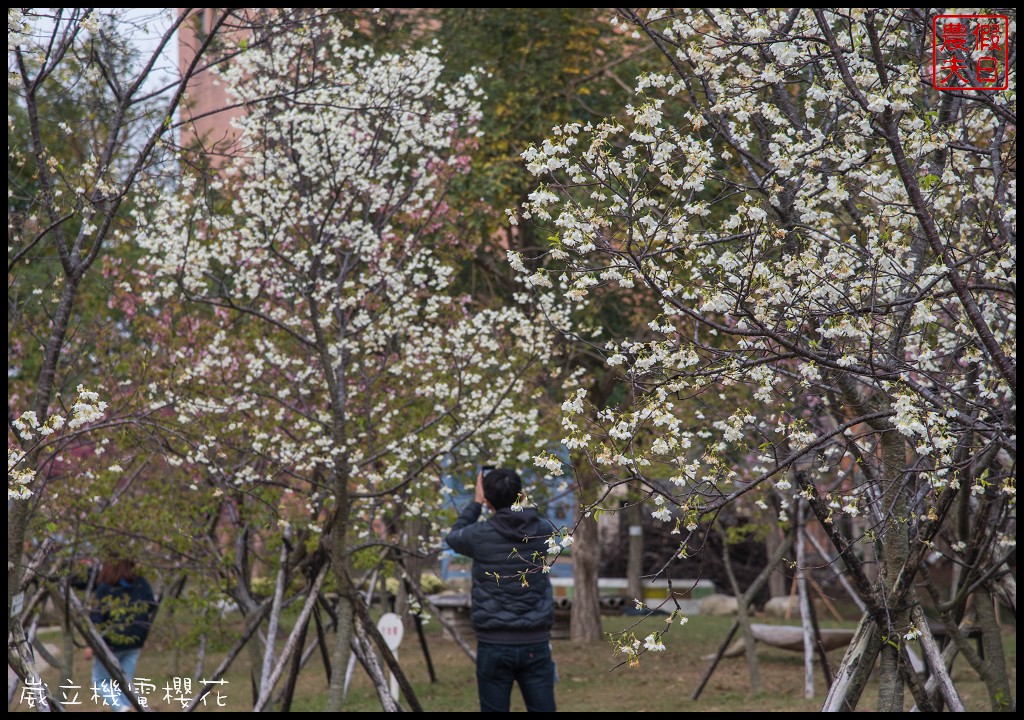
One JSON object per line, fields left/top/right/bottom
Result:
{"left": 808, "top": 574, "right": 844, "bottom": 623}
{"left": 692, "top": 620, "right": 739, "bottom": 701}
{"left": 786, "top": 575, "right": 799, "bottom": 620}
{"left": 796, "top": 510, "right": 816, "bottom": 699}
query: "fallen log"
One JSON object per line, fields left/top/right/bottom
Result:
{"left": 706, "top": 623, "right": 857, "bottom": 659}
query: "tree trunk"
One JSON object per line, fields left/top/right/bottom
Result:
{"left": 877, "top": 641, "right": 904, "bottom": 711}
{"left": 7, "top": 500, "right": 32, "bottom": 660}
{"left": 323, "top": 396, "right": 355, "bottom": 711}
{"left": 974, "top": 587, "right": 1014, "bottom": 711}
{"left": 860, "top": 520, "right": 879, "bottom": 585}
{"left": 569, "top": 461, "right": 602, "bottom": 642}
{"left": 876, "top": 432, "right": 910, "bottom": 712}
{"left": 626, "top": 492, "right": 645, "bottom": 603}
{"left": 765, "top": 525, "right": 788, "bottom": 599}
{"left": 325, "top": 593, "right": 355, "bottom": 711}
{"left": 992, "top": 565, "right": 1015, "bottom": 619}
{"left": 570, "top": 506, "right": 602, "bottom": 641}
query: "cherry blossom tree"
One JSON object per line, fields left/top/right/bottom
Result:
{"left": 514, "top": 8, "right": 1014, "bottom": 711}
{"left": 433, "top": 7, "right": 663, "bottom": 642}
{"left": 135, "top": 17, "right": 554, "bottom": 709}
{"left": 8, "top": 8, "right": 375, "bottom": 707}
{"left": 7, "top": 7, "right": 245, "bottom": 697}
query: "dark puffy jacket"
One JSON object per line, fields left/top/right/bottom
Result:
{"left": 90, "top": 578, "right": 157, "bottom": 651}
{"left": 445, "top": 502, "right": 554, "bottom": 644}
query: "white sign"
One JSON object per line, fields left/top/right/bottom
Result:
{"left": 377, "top": 612, "right": 404, "bottom": 651}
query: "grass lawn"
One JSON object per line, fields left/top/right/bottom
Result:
{"left": 18, "top": 606, "right": 1015, "bottom": 712}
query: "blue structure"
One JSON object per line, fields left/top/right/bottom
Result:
{"left": 439, "top": 459, "right": 575, "bottom": 581}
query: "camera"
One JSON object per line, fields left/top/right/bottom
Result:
{"left": 480, "top": 464, "right": 496, "bottom": 477}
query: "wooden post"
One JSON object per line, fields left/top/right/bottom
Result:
{"left": 258, "top": 534, "right": 290, "bottom": 698}
{"left": 351, "top": 582, "right": 424, "bottom": 713}
{"left": 692, "top": 522, "right": 797, "bottom": 703}
{"left": 820, "top": 613, "right": 881, "bottom": 712}
{"left": 807, "top": 575, "right": 843, "bottom": 623}
{"left": 910, "top": 605, "right": 966, "bottom": 713}
{"left": 804, "top": 527, "right": 867, "bottom": 614}
{"left": 253, "top": 565, "right": 329, "bottom": 712}
{"left": 279, "top": 601, "right": 312, "bottom": 712}
{"left": 343, "top": 568, "right": 378, "bottom": 701}
{"left": 785, "top": 575, "right": 799, "bottom": 620}
{"left": 721, "top": 527, "right": 761, "bottom": 693}
{"left": 806, "top": 578, "right": 835, "bottom": 689}
{"left": 626, "top": 492, "right": 645, "bottom": 604}
{"left": 691, "top": 620, "right": 739, "bottom": 701}
{"left": 411, "top": 598, "right": 438, "bottom": 684}
{"left": 399, "top": 563, "right": 475, "bottom": 662}
{"left": 352, "top": 617, "right": 399, "bottom": 712}
{"left": 796, "top": 506, "right": 815, "bottom": 699}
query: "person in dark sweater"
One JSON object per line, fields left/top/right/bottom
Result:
{"left": 445, "top": 467, "right": 556, "bottom": 712}
{"left": 83, "top": 559, "right": 157, "bottom": 712}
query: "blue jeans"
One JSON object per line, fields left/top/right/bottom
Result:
{"left": 92, "top": 647, "right": 142, "bottom": 712}
{"left": 476, "top": 641, "right": 556, "bottom": 712}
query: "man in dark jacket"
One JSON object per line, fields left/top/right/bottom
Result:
{"left": 445, "top": 467, "right": 556, "bottom": 712}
